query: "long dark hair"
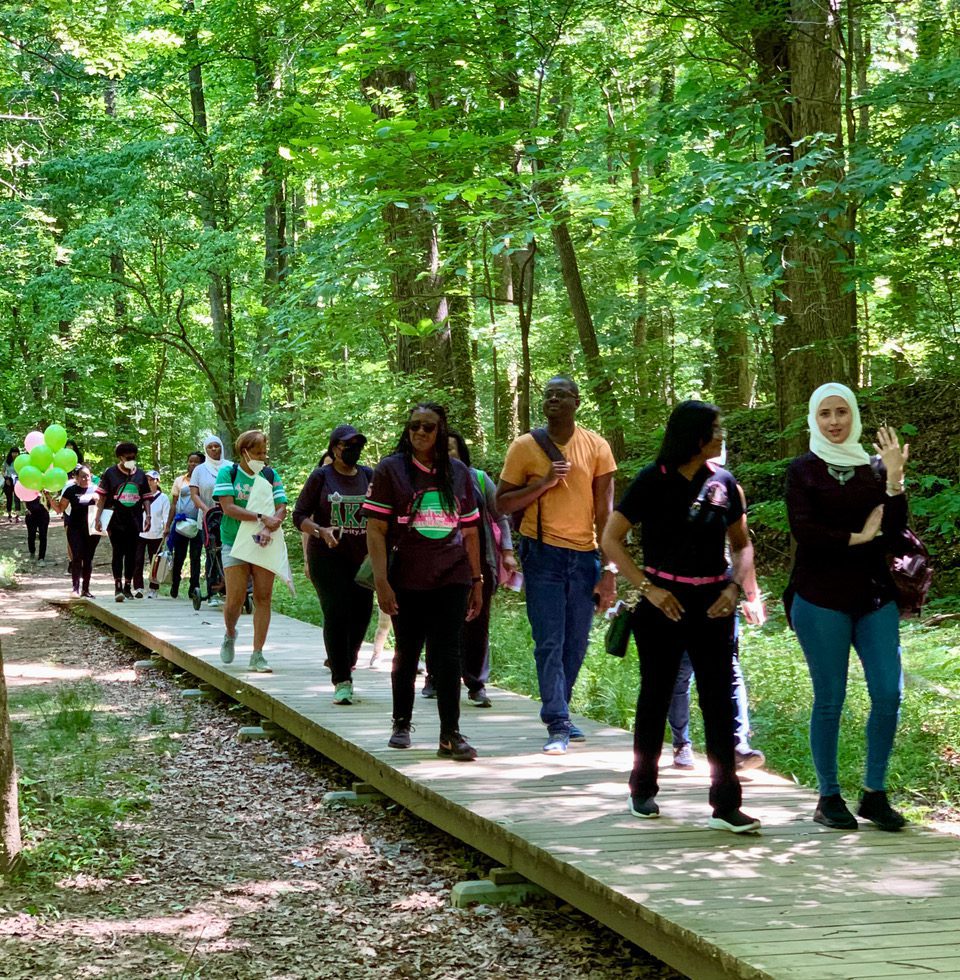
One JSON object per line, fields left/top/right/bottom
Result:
{"left": 394, "top": 401, "right": 455, "bottom": 513}
{"left": 656, "top": 400, "right": 720, "bottom": 469}
{"left": 447, "top": 429, "right": 471, "bottom": 469}
{"left": 4, "top": 447, "right": 19, "bottom": 466}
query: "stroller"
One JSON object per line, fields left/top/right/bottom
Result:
{"left": 191, "top": 507, "right": 253, "bottom": 613}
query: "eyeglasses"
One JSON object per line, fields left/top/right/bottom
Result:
{"left": 408, "top": 421, "right": 438, "bottom": 434}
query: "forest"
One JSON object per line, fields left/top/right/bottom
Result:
{"left": 1, "top": 0, "right": 959, "bottom": 571}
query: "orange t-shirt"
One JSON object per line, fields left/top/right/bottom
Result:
{"left": 500, "top": 426, "right": 617, "bottom": 551}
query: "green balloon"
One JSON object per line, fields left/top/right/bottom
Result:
{"left": 43, "top": 424, "right": 68, "bottom": 453}
{"left": 19, "top": 465, "right": 44, "bottom": 491}
{"left": 29, "top": 444, "right": 54, "bottom": 472}
{"left": 12, "top": 453, "right": 29, "bottom": 475}
{"left": 42, "top": 467, "right": 68, "bottom": 492}
{"left": 53, "top": 447, "right": 78, "bottom": 472}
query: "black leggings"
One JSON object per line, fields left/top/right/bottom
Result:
{"left": 308, "top": 551, "right": 374, "bottom": 684}
{"left": 630, "top": 580, "right": 741, "bottom": 814}
{"left": 392, "top": 584, "right": 469, "bottom": 735}
{"left": 67, "top": 526, "right": 100, "bottom": 592}
{"left": 108, "top": 517, "right": 140, "bottom": 587}
{"left": 3, "top": 479, "right": 20, "bottom": 516}
{"left": 170, "top": 531, "right": 202, "bottom": 598}
{"left": 26, "top": 504, "right": 49, "bottom": 559}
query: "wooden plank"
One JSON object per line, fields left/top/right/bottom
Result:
{"left": 58, "top": 595, "right": 960, "bottom": 980}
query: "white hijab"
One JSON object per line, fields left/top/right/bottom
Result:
{"left": 202, "top": 435, "right": 232, "bottom": 479}
{"left": 808, "top": 382, "right": 871, "bottom": 467}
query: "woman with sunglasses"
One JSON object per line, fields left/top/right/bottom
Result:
{"left": 363, "top": 403, "right": 485, "bottom": 761}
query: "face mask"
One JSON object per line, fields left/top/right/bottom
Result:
{"left": 709, "top": 442, "right": 727, "bottom": 467}
{"left": 122, "top": 460, "right": 137, "bottom": 473}
{"left": 246, "top": 457, "right": 266, "bottom": 475}
{"left": 340, "top": 445, "right": 362, "bottom": 467}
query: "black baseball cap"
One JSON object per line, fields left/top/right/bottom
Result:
{"left": 329, "top": 425, "right": 367, "bottom": 445}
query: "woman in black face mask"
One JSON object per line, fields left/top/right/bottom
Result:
{"left": 292, "top": 425, "right": 375, "bottom": 705}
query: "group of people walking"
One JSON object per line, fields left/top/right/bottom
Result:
{"left": 17, "top": 374, "right": 910, "bottom": 835}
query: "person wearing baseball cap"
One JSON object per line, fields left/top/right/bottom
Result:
{"left": 293, "top": 424, "right": 373, "bottom": 705}
{"left": 137, "top": 469, "right": 169, "bottom": 598}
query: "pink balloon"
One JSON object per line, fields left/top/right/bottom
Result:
{"left": 24, "top": 430, "right": 44, "bottom": 452}
{"left": 13, "top": 481, "right": 38, "bottom": 502}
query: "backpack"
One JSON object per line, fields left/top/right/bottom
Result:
{"left": 887, "top": 527, "right": 933, "bottom": 618}
{"left": 476, "top": 469, "right": 512, "bottom": 586}
{"left": 511, "top": 428, "right": 566, "bottom": 542}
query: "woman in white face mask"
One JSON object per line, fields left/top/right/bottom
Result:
{"left": 213, "top": 429, "right": 288, "bottom": 673}
{"left": 190, "top": 434, "right": 233, "bottom": 607}
{"left": 93, "top": 441, "right": 153, "bottom": 600}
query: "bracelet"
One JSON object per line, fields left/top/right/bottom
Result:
{"left": 602, "top": 562, "right": 619, "bottom": 574}
{"left": 471, "top": 575, "right": 484, "bottom": 584}
{"left": 637, "top": 578, "right": 652, "bottom": 596}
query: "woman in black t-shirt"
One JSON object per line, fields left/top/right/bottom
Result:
{"left": 293, "top": 424, "right": 375, "bottom": 706}
{"left": 363, "top": 402, "right": 484, "bottom": 762}
{"left": 49, "top": 465, "right": 101, "bottom": 597}
{"left": 602, "top": 400, "right": 761, "bottom": 834}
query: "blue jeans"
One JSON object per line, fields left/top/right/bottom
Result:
{"left": 519, "top": 537, "right": 600, "bottom": 732}
{"left": 792, "top": 594, "right": 902, "bottom": 796}
{"left": 668, "top": 618, "right": 752, "bottom": 750}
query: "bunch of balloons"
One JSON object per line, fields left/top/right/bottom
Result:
{"left": 12, "top": 424, "right": 77, "bottom": 503}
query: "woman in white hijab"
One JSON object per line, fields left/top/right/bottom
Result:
{"left": 785, "top": 382, "right": 910, "bottom": 833}
{"left": 190, "top": 434, "right": 233, "bottom": 607}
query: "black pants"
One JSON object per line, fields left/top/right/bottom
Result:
{"left": 3, "top": 479, "right": 20, "bottom": 516}
{"left": 630, "top": 580, "right": 741, "bottom": 813}
{"left": 108, "top": 516, "right": 140, "bottom": 587}
{"left": 67, "top": 526, "right": 100, "bottom": 592}
{"left": 392, "top": 585, "right": 469, "bottom": 735}
{"left": 308, "top": 552, "right": 374, "bottom": 684}
{"left": 170, "top": 531, "right": 202, "bottom": 598}
{"left": 26, "top": 504, "right": 49, "bottom": 559}
{"left": 460, "top": 570, "right": 494, "bottom": 694}
{"left": 134, "top": 537, "right": 162, "bottom": 591}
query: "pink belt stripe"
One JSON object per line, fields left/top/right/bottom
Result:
{"left": 644, "top": 567, "right": 729, "bottom": 586}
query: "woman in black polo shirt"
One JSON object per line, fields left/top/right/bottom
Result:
{"left": 602, "top": 400, "right": 761, "bottom": 834}
{"left": 363, "top": 402, "right": 484, "bottom": 762}
{"left": 293, "top": 424, "right": 374, "bottom": 706}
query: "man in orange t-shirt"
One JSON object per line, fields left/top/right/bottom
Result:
{"left": 496, "top": 377, "right": 617, "bottom": 754}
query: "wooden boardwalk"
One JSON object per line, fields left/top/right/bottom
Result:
{"left": 62, "top": 594, "right": 960, "bottom": 980}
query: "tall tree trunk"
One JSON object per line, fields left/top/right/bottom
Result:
{"left": 752, "top": 0, "right": 857, "bottom": 452}
{"left": 0, "top": 639, "right": 22, "bottom": 876}
{"left": 510, "top": 244, "right": 536, "bottom": 434}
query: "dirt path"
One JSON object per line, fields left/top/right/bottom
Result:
{"left": 0, "top": 519, "right": 682, "bottom": 980}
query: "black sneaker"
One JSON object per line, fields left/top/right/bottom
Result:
{"left": 629, "top": 796, "right": 660, "bottom": 819}
{"left": 114, "top": 587, "right": 124, "bottom": 603}
{"left": 123, "top": 585, "right": 134, "bottom": 600}
{"left": 438, "top": 731, "right": 478, "bottom": 762}
{"left": 388, "top": 720, "right": 413, "bottom": 749}
{"left": 708, "top": 809, "right": 762, "bottom": 834}
{"left": 814, "top": 793, "right": 858, "bottom": 830}
{"left": 858, "top": 790, "right": 907, "bottom": 832}
{"left": 567, "top": 723, "right": 586, "bottom": 743}
{"left": 735, "top": 748, "right": 766, "bottom": 771}
{"left": 421, "top": 678, "right": 437, "bottom": 699}
{"left": 467, "top": 689, "right": 492, "bottom": 708}
{"left": 133, "top": 589, "right": 144, "bottom": 599}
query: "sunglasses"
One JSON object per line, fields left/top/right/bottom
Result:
{"left": 408, "top": 421, "right": 438, "bottom": 434}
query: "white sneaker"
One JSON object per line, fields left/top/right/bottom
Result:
{"left": 147, "top": 589, "right": 158, "bottom": 599}
{"left": 208, "top": 596, "right": 224, "bottom": 609}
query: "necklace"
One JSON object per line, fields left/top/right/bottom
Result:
{"left": 827, "top": 464, "right": 856, "bottom": 485}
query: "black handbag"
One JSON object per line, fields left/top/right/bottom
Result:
{"left": 604, "top": 601, "right": 634, "bottom": 658}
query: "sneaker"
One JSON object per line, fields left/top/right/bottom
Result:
{"left": 708, "top": 809, "right": 762, "bottom": 834}
{"left": 248, "top": 650, "right": 272, "bottom": 673}
{"left": 333, "top": 681, "right": 354, "bottom": 705}
{"left": 629, "top": 796, "right": 660, "bottom": 818}
{"left": 735, "top": 748, "right": 766, "bottom": 771}
{"left": 133, "top": 589, "right": 144, "bottom": 599}
{"left": 123, "top": 585, "right": 134, "bottom": 600}
{"left": 388, "top": 720, "right": 413, "bottom": 749}
{"left": 37, "top": 558, "right": 47, "bottom": 567}
{"left": 567, "top": 723, "right": 586, "bottom": 743}
{"left": 857, "top": 790, "right": 907, "bottom": 832}
{"left": 814, "top": 794, "right": 858, "bottom": 830}
{"left": 114, "top": 588, "right": 124, "bottom": 603}
{"left": 421, "top": 678, "right": 437, "bottom": 699}
{"left": 71, "top": 588, "right": 81, "bottom": 598}
{"left": 438, "top": 731, "right": 478, "bottom": 762}
{"left": 673, "top": 743, "right": 695, "bottom": 769}
{"left": 467, "top": 688, "right": 492, "bottom": 708}
{"left": 81, "top": 590, "right": 95, "bottom": 598}
{"left": 147, "top": 589, "right": 157, "bottom": 599}
{"left": 219, "top": 633, "right": 236, "bottom": 665}
{"left": 208, "top": 595, "right": 224, "bottom": 609}
{"left": 543, "top": 731, "right": 570, "bottom": 755}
